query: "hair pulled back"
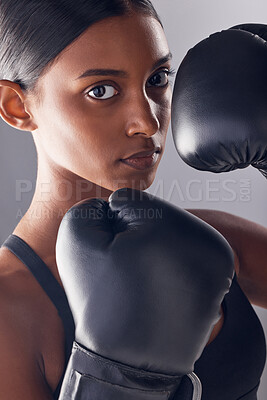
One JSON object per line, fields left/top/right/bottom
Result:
{"left": 0, "top": 0, "right": 162, "bottom": 93}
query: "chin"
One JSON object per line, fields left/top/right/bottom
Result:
{"left": 111, "top": 177, "right": 155, "bottom": 192}
{"left": 95, "top": 170, "right": 156, "bottom": 194}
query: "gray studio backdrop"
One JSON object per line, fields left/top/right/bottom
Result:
{"left": 0, "top": 0, "right": 266, "bottom": 398}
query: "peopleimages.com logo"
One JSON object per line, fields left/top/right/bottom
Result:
{"left": 14, "top": 177, "right": 251, "bottom": 220}
{"left": 15, "top": 178, "right": 251, "bottom": 203}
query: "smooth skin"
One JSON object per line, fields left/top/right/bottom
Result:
{"left": 0, "top": 11, "right": 266, "bottom": 399}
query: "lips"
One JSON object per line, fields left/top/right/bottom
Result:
{"left": 120, "top": 147, "right": 161, "bottom": 170}
{"left": 122, "top": 147, "right": 161, "bottom": 160}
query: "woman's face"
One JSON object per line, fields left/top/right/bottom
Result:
{"left": 30, "top": 12, "right": 173, "bottom": 192}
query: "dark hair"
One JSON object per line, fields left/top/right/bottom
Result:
{"left": 0, "top": 0, "right": 163, "bottom": 95}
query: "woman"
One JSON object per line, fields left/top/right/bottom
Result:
{"left": 0, "top": 0, "right": 265, "bottom": 399}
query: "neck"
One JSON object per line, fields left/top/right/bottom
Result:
{"left": 13, "top": 158, "right": 112, "bottom": 282}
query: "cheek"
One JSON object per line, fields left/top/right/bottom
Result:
{"left": 36, "top": 93, "right": 123, "bottom": 179}
{"left": 156, "top": 87, "right": 172, "bottom": 139}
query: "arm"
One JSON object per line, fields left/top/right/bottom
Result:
{"left": 186, "top": 209, "right": 267, "bottom": 308}
{"left": 0, "top": 278, "right": 54, "bottom": 399}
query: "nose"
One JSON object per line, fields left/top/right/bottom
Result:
{"left": 125, "top": 92, "right": 160, "bottom": 137}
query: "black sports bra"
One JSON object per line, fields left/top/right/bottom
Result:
{"left": 1, "top": 234, "right": 266, "bottom": 399}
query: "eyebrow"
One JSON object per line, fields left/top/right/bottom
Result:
{"left": 75, "top": 52, "right": 173, "bottom": 80}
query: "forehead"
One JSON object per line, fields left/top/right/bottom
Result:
{"left": 47, "top": 13, "right": 169, "bottom": 78}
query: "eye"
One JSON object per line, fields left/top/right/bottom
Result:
{"left": 86, "top": 84, "right": 118, "bottom": 100}
{"left": 147, "top": 68, "right": 176, "bottom": 88}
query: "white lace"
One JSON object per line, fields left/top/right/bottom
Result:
{"left": 187, "top": 371, "right": 202, "bottom": 400}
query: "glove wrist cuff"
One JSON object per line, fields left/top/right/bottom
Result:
{"left": 59, "top": 341, "right": 183, "bottom": 399}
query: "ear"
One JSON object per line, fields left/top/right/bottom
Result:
{"left": 0, "top": 80, "right": 38, "bottom": 132}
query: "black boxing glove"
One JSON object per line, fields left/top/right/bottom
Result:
{"left": 171, "top": 23, "right": 267, "bottom": 179}
{"left": 56, "top": 188, "right": 234, "bottom": 400}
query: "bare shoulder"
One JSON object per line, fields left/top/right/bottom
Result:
{"left": 0, "top": 246, "right": 65, "bottom": 397}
